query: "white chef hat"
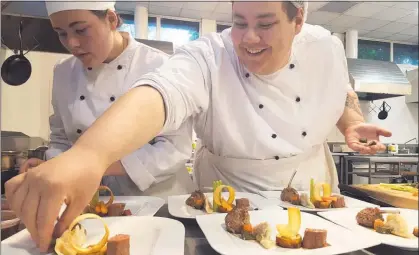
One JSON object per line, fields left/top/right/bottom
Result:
{"left": 291, "top": 1, "right": 308, "bottom": 22}
{"left": 45, "top": 1, "right": 116, "bottom": 16}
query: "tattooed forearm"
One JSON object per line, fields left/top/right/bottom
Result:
{"left": 345, "top": 92, "right": 363, "bottom": 117}
{"left": 336, "top": 91, "right": 365, "bottom": 134}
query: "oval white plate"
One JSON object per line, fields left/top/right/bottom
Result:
{"left": 318, "top": 207, "right": 418, "bottom": 251}
{"left": 2, "top": 216, "right": 185, "bottom": 255}
{"left": 196, "top": 208, "right": 381, "bottom": 255}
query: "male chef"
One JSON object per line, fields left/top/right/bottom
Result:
{"left": 6, "top": 1, "right": 391, "bottom": 251}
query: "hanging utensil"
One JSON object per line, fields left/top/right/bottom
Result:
{"left": 1, "top": 20, "right": 32, "bottom": 86}
{"left": 378, "top": 101, "right": 391, "bottom": 120}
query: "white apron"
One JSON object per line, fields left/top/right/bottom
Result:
{"left": 194, "top": 143, "right": 339, "bottom": 194}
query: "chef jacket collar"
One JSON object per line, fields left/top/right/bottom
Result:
{"left": 85, "top": 32, "right": 139, "bottom": 72}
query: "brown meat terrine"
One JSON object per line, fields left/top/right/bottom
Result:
{"left": 302, "top": 228, "right": 327, "bottom": 249}
{"left": 107, "top": 234, "right": 130, "bottom": 255}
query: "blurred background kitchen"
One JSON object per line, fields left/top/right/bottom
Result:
{"left": 1, "top": 1, "right": 418, "bottom": 194}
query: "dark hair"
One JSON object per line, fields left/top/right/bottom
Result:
{"left": 231, "top": 2, "right": 302, "bottom": 22}
{"left": 90, "top": 10, "right": 123, "bottom": 28}
{"left": 282, "top": 2, "right": 299, "bottom": 22}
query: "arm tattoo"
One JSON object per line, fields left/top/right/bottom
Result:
{"left": 345, "top": 94, "right": 363, "bottom": 116}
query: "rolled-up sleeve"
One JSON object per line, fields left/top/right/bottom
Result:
{"left": 132, "top": 39, "right": 212, "bottom": 133}
{"left": 120, "top": 120, "right": 193, "bottom": 191}
{"left": 45, "top": 64, "right": 72, "bottom": 160}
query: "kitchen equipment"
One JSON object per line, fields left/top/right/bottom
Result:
{"left": 388, "top": 143, "right": 399, "bottom": 154}
{"left": 1, "top": 150, "right": 20, "bottom": 171}
{"left": 378, "top": 101, "right": 391, "bottom": 120}
{"left": 350, "top": 184, "right": 418, "bottom": 210}
{"left": 27, "top": 145, "right": 48, "bottom": 160}
{"left": 1, "top": 210, "right": 21, "bottom": 241}
{"left": 1, "top": 20, "right": 31, "bottom": 86}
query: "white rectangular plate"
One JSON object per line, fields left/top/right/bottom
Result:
{"left": 318, "top": 207, "right": 418, "bottom": 250}
{"left": 1, "top": 216, "right": 185, "bottom": 255}
{"left": 258, "top": 191, "right": 378, "bottom": 212}
{"left": 196, "top": 208, "right": 381, "bottom": 255}
{"left": 100, "top": 196, "right": 165, "bottom": 216}
{"left": 168, "top": 192, "right": 282, "bottom": 219}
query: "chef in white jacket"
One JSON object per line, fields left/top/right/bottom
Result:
{"left": 19, "top": 1, "right": 195, "bottom": 198}
{"left": 6, "top": 2, "right": 392, "bottom": 251}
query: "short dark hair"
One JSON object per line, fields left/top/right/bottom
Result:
{"left": 282, "top": 2, "right": 299, "bottom": 21}
{"left": 90, "top": 10, "right": 123, "bottom": 28}
{"left": 231, "top": 2, "right": 301, "bottom": 22}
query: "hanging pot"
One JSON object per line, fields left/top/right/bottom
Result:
{"left": 378, "top": 101, "right": 391, "bottom": 120}
{"left": 1, "top": 21, "right": 32, "bottom": 86}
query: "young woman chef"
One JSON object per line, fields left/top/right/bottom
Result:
{"left": 18, "top": 1, "right": 196, "bottom": 198}
{"left": 6, "top": 1, "right": 392, "bottom": 251}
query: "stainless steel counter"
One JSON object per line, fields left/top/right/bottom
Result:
{"left": 154, "top": 204, "right": 416, "bottom": 255}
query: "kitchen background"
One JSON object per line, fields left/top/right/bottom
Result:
{"left": 1, "top": 1, "right": 418, "bottom": 188}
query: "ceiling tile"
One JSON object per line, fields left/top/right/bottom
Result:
{"left": 371, "top": 1, "right": 397, "bottom": 7}
{"left": 364, "top": 31, "right": 394, "bottom": 39}
{"left": 307, "top": 1, "right": 329, "bottom": 13}
{"left": 358, "top": 29, "right": 372, "bottom": 36}
{"left": 344, "top": 3, "right": 388, "bottom": 17}
{"left": 212, "top": 12, "right": 232, "bottom": 23}
{"left": 327, "top": 14, "right": 365, "bottom": 27}
{"left": 376, "top": 22, "right": 415, "bottom": 33}
{"left": 390, "top": 33, "right": 416, "bottom": 42}
{"left": 394, "top": 2, "right": 418, "bottom": 10}
{"left": 214, "top": 2, "right": 232, "bottom": 14}
{"left": 317, "top": 1, "right": 358, "bottom": 13}
{"left": 179, "top": 9, "right": 213, "bottom": 20}
{"left": 306, "top": 11, "right": 340, "bottom": 25}
{"left": 399, "top": 26, "right": 419, "bottom": 36}
{"left": 182, "top": 2, "right": 217, "bottom": 12}
{"left": 148, "top": 6, "right": 181, "bottom": 17}
{"left": 407, "top": 36, "right": 418, "bottom": 44}
{"left": 373, "top": 7, "right": 414, "bottom": 21}
{"left": 149, "top": 2, "right": 184, "bottom": 8}
{"left": 328, "top": 26, "right": 350, "bottom": 33}
{"left": 116, "top": 2, "right": 148, "bottom": 11}
{"left": 352, "top": 18, "right": 390, "bottom": 31}
{"left": 397, "top": 13, "right": 419, "bottom": 25}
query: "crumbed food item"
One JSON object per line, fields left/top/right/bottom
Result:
{"left": 331, "top": 196, "right": 345, "bottom": 208}
{"left": 107, "top": 234, "right": 130, "bottom": 255}
{"left": 413, "top": 227, "right": 418, "bottom": 237}
{"left": 108, "top": 203, "right": 126, "bottom": 216}
{"left": 236, "top": 198, "right": 250, "bottom": 209}
{"left": 356, "top": 208, "right": 384, "bottom": 228}
{"left": 281, "top": 188, "right": 300, "bottom": 205}
{"left": 186, "top": 190, "right": 206, "bottom": 209}
{"left": 302, "top": 229, "right": 327, "bottom": 249}
{"left": 225, "top": 207, "right": 250, "bottom": 234}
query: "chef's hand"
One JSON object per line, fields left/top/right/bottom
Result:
{"left": 345, "top": 123, "right": 392, "bottom": 155}
{"left": 4, "top": 148, "right": 106, "bottom": 252}
{"left": 19, "top": 158, "right": 45, "bottom": 174}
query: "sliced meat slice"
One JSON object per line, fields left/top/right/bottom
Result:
{"left": 107, "top": 234, "right": 130, "bottom": 255}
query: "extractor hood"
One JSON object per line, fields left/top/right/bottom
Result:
{"left": 347, "top": 58, "right": 412, "bottom": 101}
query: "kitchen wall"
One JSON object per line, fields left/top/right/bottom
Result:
{"left": 327, "top": 96, "right": 418, "bottom": 144}
{"left": 0, "top": 47, "right": 70, "bottom": 141}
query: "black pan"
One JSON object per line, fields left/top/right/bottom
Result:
{"left": 1, "top": 21, "right": 32, "bottom": 86}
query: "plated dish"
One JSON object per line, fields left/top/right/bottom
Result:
{"left": 196, "top": 207, "right": 380, "bottom": 254}
{"left": 2, "top": 215, "right": 185, "bottom": 255}
{"left": 169, "top": 180, "right": 278, "bottom": 219}
{"left": 318, "top": 207, "right": 419, "bottom": 250}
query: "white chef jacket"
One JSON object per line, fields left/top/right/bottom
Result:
{"left": 133, "top": 24, "right": 351, "bottom": 193}
{"left": 45, "top": 33, "right": 196, "bottom": 198}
